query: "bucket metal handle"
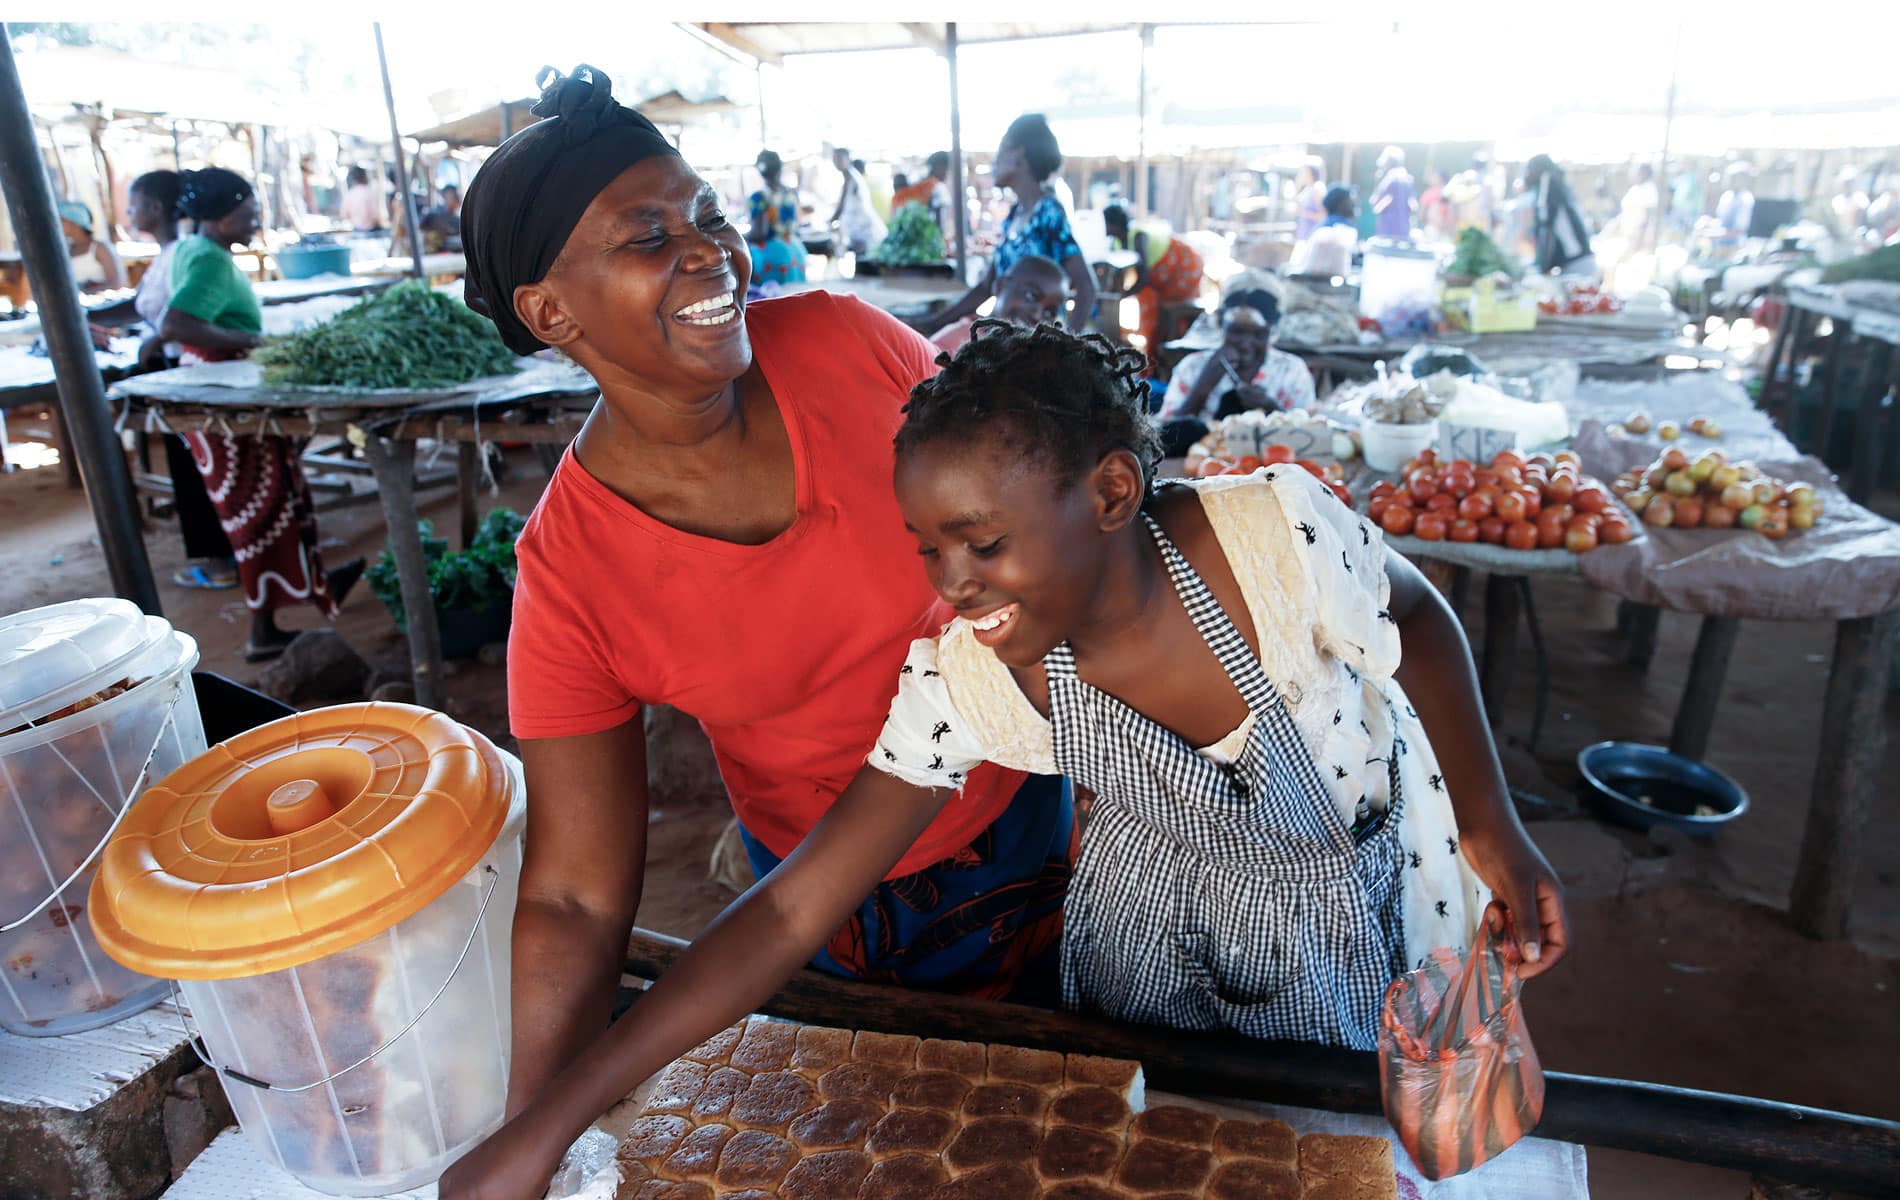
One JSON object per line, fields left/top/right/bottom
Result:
{"left": 0, "top": 679, "right": 183, "bottom": 934}
{"left": 179, "top": 863, "right": 501, "bottom": 1093}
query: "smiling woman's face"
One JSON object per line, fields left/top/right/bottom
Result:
{"left": 526, "top": 155, "right": 753, "bottom": 397}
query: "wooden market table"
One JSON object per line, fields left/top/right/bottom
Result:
{"left": 1760, "top": 281, "right": 1900, "bottom": 502}
{"left": 1284, "top": 325, "right": 1702, "bottom": 393}
{"left": 776, "top": 273, "right": 966, "bottom": 317}
{"left": 110, "top": 358, "right": 599, "bottom": 709}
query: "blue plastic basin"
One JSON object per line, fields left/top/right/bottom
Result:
{"left": 276, "top": 244, "right": 352, "bottom": 280}
{"left": 1576, "top": 741, "right": 1748, "bottom": 837}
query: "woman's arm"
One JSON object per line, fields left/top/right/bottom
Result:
{"left": 1060, "top": 251, "right": 1096, "bottom": 334}
{"left": 436, "top": 765, "right": 950, "bottom": 1200}
{"left": 1126, "top": 232, "right": 1152, "bottom": 294}
{"left": 95, "top": 241, "right": 127, "bottom": 290}
{"left": 911, "top": 266, "right": 995, "bottom": 336}
{"left": 157, "top": 307, "right": 259, "bottom": 353}
{"left": 504, "top": 721, "right": 653, "bottom": 1118}
{"left": 1384, "top": 550, "right": 1569, "bottom": 978}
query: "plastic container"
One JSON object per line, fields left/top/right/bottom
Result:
{"left": 1577, "top": 741, "right": 1748, "bottom": 837}
{"left": 1363, "top": 420, "right": 1440, "bottom": 473}
{"left": 90, "top": 703, "right": 524, "bottom": 1196}
{"left": 276, "top": 244, "right": 353, "bottom": 280}
{"left": 0, "top": 598, "right": 204, "bottom": 1036}
{"left": 1359, "top": 239, "right": 1440, "bottom": 320}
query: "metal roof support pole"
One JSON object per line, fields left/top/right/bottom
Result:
{"left": 946, "top": 23, "right": 968, "bottom": 282}
{"left": 1135, "top": 24, "right": 1152, "bottom": 213}
{"left": 0, "top": 27, "right": 161, "bottom": 615}
{"left": 373, "top": 23, "right": 426, "bottom": 279}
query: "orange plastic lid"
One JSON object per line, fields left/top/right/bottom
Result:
{"left": 89, "top": 702, "right": 514, "bottom": 980}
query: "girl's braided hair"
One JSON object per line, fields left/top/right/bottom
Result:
{"left": 896, "top": 319, "right": 1161, "bottom": 496}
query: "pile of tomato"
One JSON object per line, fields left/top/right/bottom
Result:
{"left": 1197, "top": 443, "right": 1354, "bottom": 507}
{"left": 1366, "top": 449, "right": 1636, "bottom": 552}
{"left": 1537, "top": 280, "right": 1623, "bottom": 317}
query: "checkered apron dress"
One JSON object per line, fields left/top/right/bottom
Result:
{"left": 1052, "top": 514, "right": 1408, "bottom": 1050}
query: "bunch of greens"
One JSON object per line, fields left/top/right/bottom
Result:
{"left": 876, "top": 201, "right": 947, "bottom": 267}
{"left": 1446, "top": 227, "right": 1522, "bottom": 280}
{"left": 1820, "top": 244, "right": 1900, "bottom": 286}
{"left": 254, "top": 279, "right": 518, "bottom": 389}
{"left": 368, "top": 507, "right": 524, "bottom": 630}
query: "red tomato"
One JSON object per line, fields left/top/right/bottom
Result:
{"left": 1546, "top": 502, "right": 1577, "bottom": 527}
{"left": 1449, "top": 518, "right": 1480, "bottom": 543}
{"left": 1518, "top": 487, "right": 1543, "bottom": 519}
{"left": 1264, "top": 444, "right": 1297, "bottom": 465}
{"left": 1371, "top": 480, "right": 1397, "bottom": 501}
{"left": 1235, "top": 455, "right": 1263, "bottom": 473}
{"left": 1441, "top": 470, "right": 1477, "bottom": 497}
{"left": 1529, "top": 453, "right": 1555, "bottom": 472}
{"left": 1493, "top": 465, "right": 1525, "bottom": 492}
{"left": 1408, "top": 473, "right": 1439, "bottom": 504}
{"left": 1491, "top": 449, "right": 1526, "bottom": 471}
{"left": 1573, "top": 485, "right": 1609, "bottom": 514}
{"left": 1553, "top": 450, "right": 1582, "bottom": 470}
{"left": 1381, "top": 505, "right": 1417, "bottom": 537}
{"left": 1415, "top": 448, "right": 1438, "bottom": 467}
{"left": 1536, "top": 509, "right": 1568, "bottom": 548}
{"left": 1494, "top": 491, "right": 1528, "bottom": 523}
{"left": 1330, "top": 483, "right": 1353, "bottom": 506}
{"left": 1426, "top": 492, "right": 1458, "bottom": 513}
{"left": 1367, "top": 496, "right": 1391, "bottom": 522}
{"left": 1478, "top": 516, "right": 1507, "bottom": 544}
{"left": 1474, "top": 468, "right": 1500, "bottom": 489}
{"left": 1599, "top": 517, "right": 1635, "bottom": 544}
{"left": 1413, "top": 512, "right": 1450, "bottom": 541}
{"left": 1567, "top": 513, "right": 1602, "bottom": 534}
{"left": 1300, "top": 459, "right": 1327, "bottom": 480}
{"left": 1504, "top": 520, "right": 1539, "bottom": 551}
{"left": 1198, "top": 457, "right": 1231, "bottom": 477}
{"left": 1458, "top": 492, "right": 1494, "bottom": 521}
{"left": 1545, "top": 473, "right": 1578, "bottom": 503}
{"left": 1564, "top": 524, "right": 1599, "bottom": 553}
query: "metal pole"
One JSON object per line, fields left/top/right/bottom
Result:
{"left": 373, "top": 23, "right": 426, "bottom": 278}
{"left": 170, "top": 119, "right": 181, "bottom": 167}
{"left": 0, "top": 29, "right": 161, "bottom": 615}
{"left": 1656, "top": 20, "right": 1682, "bottom": 252}
{"left": 1135, "top": 24, "right": 1152, "bottom": 213}
{"left": 946, "top": 23, "right": 968, "bottom": 280}
{"left": 755, "top": 61, "right": 767, "bottom": 147}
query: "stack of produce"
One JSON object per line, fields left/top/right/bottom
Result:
{"left": 253, "top": 279, "right": 518, "bottom": 389}
{"left": 1537, "top": 280, "right": 1622, "bottom": 317}
{"left": 1612, "top": 447, "right": 1821, "bottom": 537}
{"left": 1445, "top": 227, "right": 1521, "bottom": 281}
{"left": 1609, "top": 410, "right": 1723, "bottom": 441}
{"left": 1191, "top": 443, "right": 1353, "bottom": 507}
{"left": 876, "top": 203, "right": 947, "bottom": 267}
{"left": 1367, "top": 449, "right": 1635, "bottom": 552}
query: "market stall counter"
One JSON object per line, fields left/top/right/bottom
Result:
{"left": 1760, "top": 280, "right": 1900, "bottom": 502}
{"left": 109, "top": 357, "right": 599, "bottom": 709}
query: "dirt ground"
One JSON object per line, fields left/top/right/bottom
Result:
{"left": 3, "top": 418, "right": 1895, "bottom": 1197}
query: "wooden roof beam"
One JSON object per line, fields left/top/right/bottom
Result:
{"left": 691, "top": 23, "right": 782, "bottom": 66}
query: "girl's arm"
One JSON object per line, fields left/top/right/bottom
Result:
{"left": 157, "top": 307, "right": 259, "bottom": 353}
{"left": 435, "top": 766, "right": 951, "bottom": 1200}
{"left": 1384, "top": 550, "right": 1569, "bottom": 978}
{"left": 911, "top": 266, "right": 995, "bottom": 336}
{"left": 1060, "top": 250, "right": 1097, "bottom": 334}
{"left": 1126, "top": 231, "right": 1152, "bottom": 294}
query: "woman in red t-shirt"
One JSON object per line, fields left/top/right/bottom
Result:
{"left": 441, "top": 67, "right": 1070, "bottom": 1197}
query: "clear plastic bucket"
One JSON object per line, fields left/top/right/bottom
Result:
{"left": 0, "top": 600, "right": 204, "bottom": 1036}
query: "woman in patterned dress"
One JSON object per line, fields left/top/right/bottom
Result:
{"left": 745, "top": 150, "right": 807, "bottom": 285}
{"left": 913, "top": 113, "right": 1096, "bottom": 339}
{"left": 1103, "top": 201, "right": 1206, "bottom": 363}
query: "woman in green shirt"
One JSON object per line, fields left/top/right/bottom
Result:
{"left": 159, "top": 168, "right": 360, "bottom": 659}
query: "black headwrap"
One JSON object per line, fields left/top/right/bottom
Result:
{"left": 461, "top": 65, "right": 681, "bottom": 354}
{"left": 177, "top": 168, "right": 254, "bottom": 222}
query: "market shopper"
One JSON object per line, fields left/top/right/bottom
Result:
{"left": 1292, "top": 157, "right": 1327, "bottom": 242}
{"left": 340, "top": 165, "right": 383, "bottom": 232}
{"left": 1103, "top": 201, "right": 1206, "bottom": 360}
{"left": 912, "top": 113, "right": 1096, "bottom": 338}
{"left": 1715, "top": 162, "right": 1756, "bottom": 255}
{"left": 828, "top": 145, "right": 886, "bottom": 255}
{"left": 1157, "top": 288, "right": 1317, "bottom": 454}
{"left": 745, "top": 150, "right": 808, "bottom": 285}
{"left": 1371, "top": 145, "right": 1417, "bottom": 240}
{"left": 59, "top": 201, "right": 126, "bottom": 292}
{"left": 158, "top": 167, "right": 361, "bottom": 656}
{"left": 439, "top": 66, "right": 1073, "bottom": 1198}
{"left": 1290, "top": 185, "right": 1358, "bottom": 277}
{"left": 1526, "top": 154, "right": 1597, "bottom": 276}
{"left": 930, "top": 253, "right": 1068, "bottom": 355}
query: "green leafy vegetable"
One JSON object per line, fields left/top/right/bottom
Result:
{"left": 1447, "top": 227, "right": 1522, "bottom": 281}
{"left": 254, "top": 279, "right": 519, "bottom": 389}
{"left": 876, "top": 201, "right": 947, "bottom": 267}
{"left": 1820, "top": 244, "right": 1900, "bottom": 285}
{"left": 368, "top": 507, "right": 525, "bottom": 630}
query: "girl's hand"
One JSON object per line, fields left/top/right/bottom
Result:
{"left": 435, "top": 1109, "right": 571, "bottom": 1200}
{"left": 1459, "top": 826, "right": 1569, "bottom": 980}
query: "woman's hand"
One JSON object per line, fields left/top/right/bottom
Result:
{"left": 1458, "top": 824, "right": 1569, "bottom": 980}
{"left": 435, "top": 1109, "right": 572, "bottom": 1200}
{"left": 1231, "top": 383, "right": 1276, "bottom": 413}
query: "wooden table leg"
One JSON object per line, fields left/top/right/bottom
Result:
{"left": 1809, "top": 327, "right": 1843, "bottom": 461}
{"left": 1448, "top": 564, "right": 1471, "bottom": 622}
{"left": 1848, "top": 341, "right": 1892, "bottom": 504}
{"left": 1760, "top": 306, "right": 1798, "bottom": 425}
{"left": 1478, "top": 572, "right": 1520, "bottom": 719}
{"left": 457, "top": 440, "right": 479, "bottom": 549}
{"left": 360, "top": 434, "right": 446, "bottom": 711}
{"left": 1669, "top": 616, "right": 1740, "bottom": 762}
{"left": 1790, "top": 609, "right": 1900, "bottom": 939}
{"left": 1625, "top": 603, "right": 1662, "bottom": 670}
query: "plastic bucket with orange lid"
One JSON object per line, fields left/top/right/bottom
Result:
{"left": 88, "top": 702, "right": 527, "bottom": 1196}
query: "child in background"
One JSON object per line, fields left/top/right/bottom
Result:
{"left": 930, "top": 253, "right": 1069, "bottom": 355}
{"left": 446, "top": 324, "right": 1569, "bottom": 1199}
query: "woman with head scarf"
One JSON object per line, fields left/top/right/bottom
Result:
{"left": 159, "top": 167, "right": 361, "bottom": 652}
{"left": 745, "top": 150, "right": 807, "bottom": 285}
{"left": 913, "top": 113, "right": 1096, "bottom": 338}
{"left": 58, "top": 200, "right": 126, "bottom": 292}
{"left": 437, "top": 67, "right": 1072, "bottom": 1197}
{"left": 1155, "top": 286, "right": 1318, "bottom": 456}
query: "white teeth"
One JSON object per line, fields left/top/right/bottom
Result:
{"left": 972, "top": 608, "right": 1015, "bottom": 632}
{"left": 676, "top": 292, "right": 735, "bottom": 318}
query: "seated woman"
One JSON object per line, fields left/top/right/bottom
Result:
{"left": 745, "top": 150, "right": 807, "bottom": 285}
{"left": 1291, "top": 185, "right": 1359, "bottom": 278}
{"left": 1104, "top": 201, "right": 1205, "bottom": 362}
{"left": 158, "top": 168, "right": 361, "bottom": 657}
{"left": 59, "top": 201, "right": 126, "bottom": 293}
{"left": 913, "top": 114, "right": 1096, "bottom": 338}
{"left": 1157, "top": 288, "right": 1317, "bottom": 456}
{"left": 929, "top": 252, "right": 1068, "bottom": 355}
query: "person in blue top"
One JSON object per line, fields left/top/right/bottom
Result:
{"left": 914, "top": 113, "right": 1095, "bottom": 338}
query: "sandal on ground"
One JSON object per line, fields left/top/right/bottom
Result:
{"left": 173, "top": 563, "right": 237, "bottom": 590}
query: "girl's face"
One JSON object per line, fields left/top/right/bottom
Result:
{"left": 993, "top": 140, "right": 1032, "bottom": 196}
{"left": 895, "top": 433, "right": 1135, "bottom": 670}
{"left": 129, "top": 189, "right": 169, "bottom": 236}
{"left": 527, "top": 155, "right": 752, "bottom": 397}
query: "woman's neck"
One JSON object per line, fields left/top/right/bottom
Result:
{"left": 1068, "top": 520, "right": 1165, "bottom": 659}
{"left": 154, "top": 223, "right": 179, "bottom": 246}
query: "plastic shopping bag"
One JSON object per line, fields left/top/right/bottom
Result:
{"left": 1378, "top": 918, "right": 1545, "bottom": 1180}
